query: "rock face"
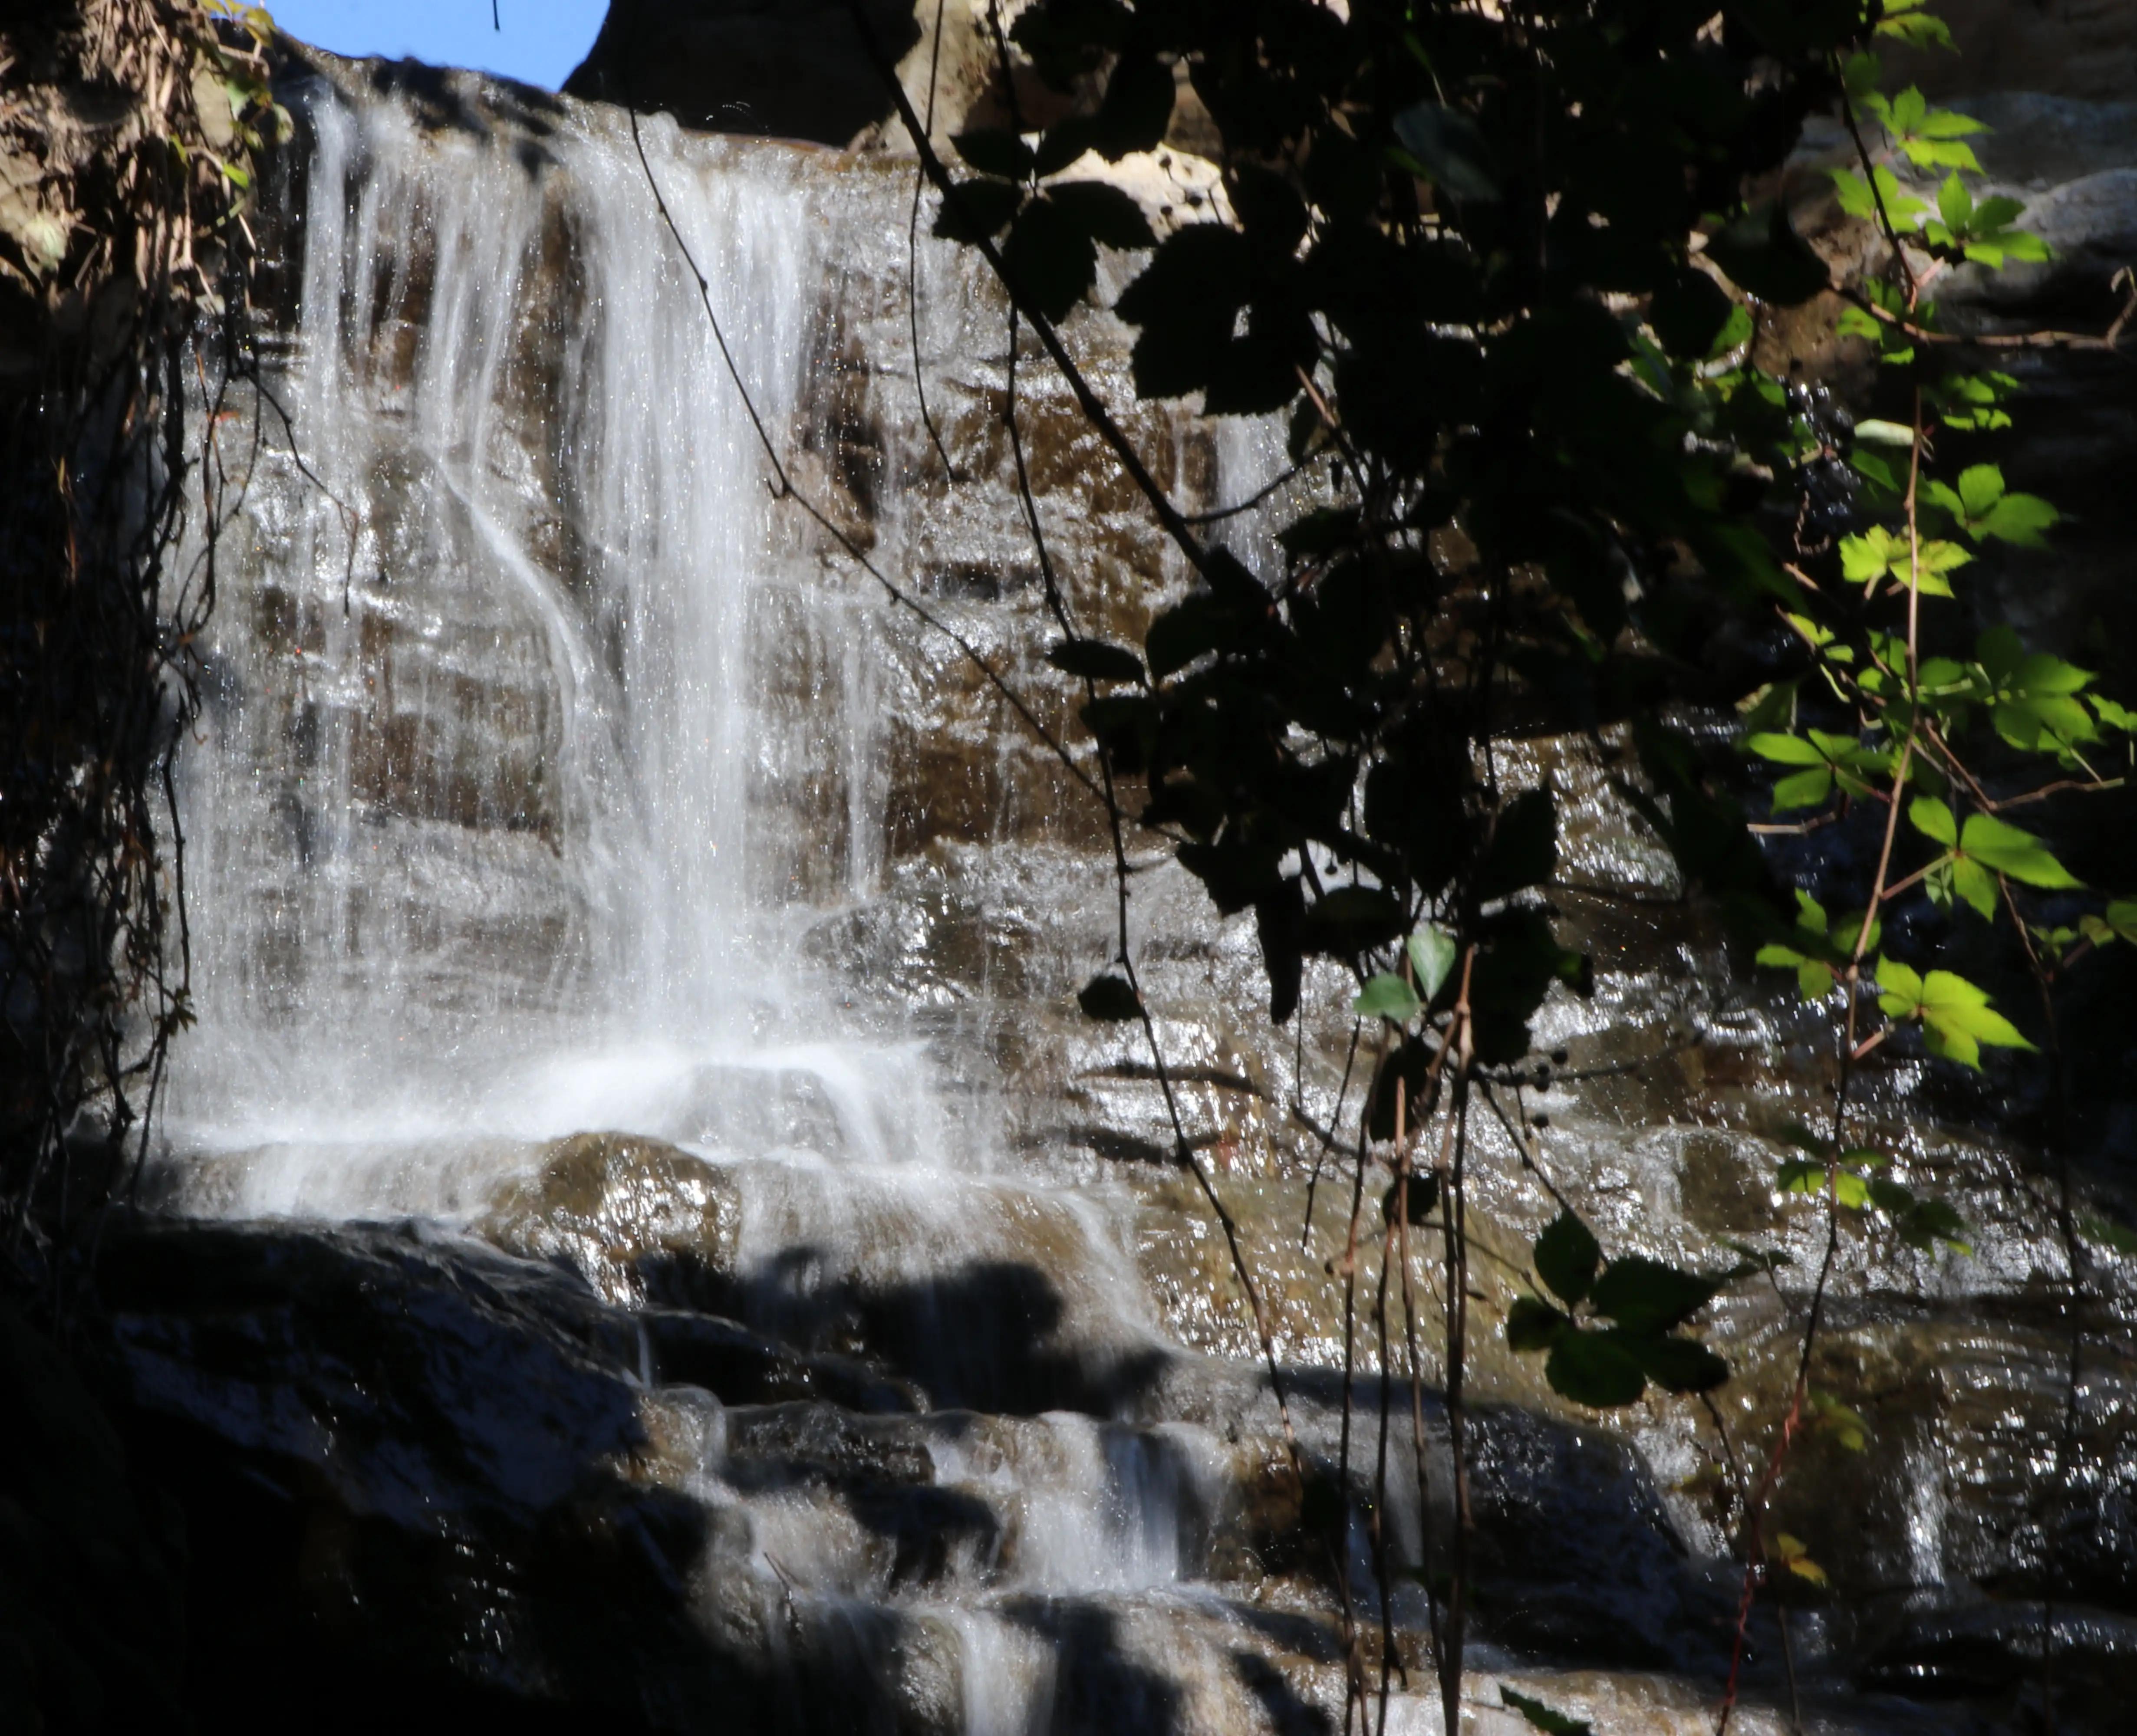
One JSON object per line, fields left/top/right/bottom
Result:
{"left": 563, "top": 0, "right": 929, "bottom": 145}
{"left": 563, "top": 0, "right": 1219, "bottom": 160}
{"left": 1888, "top": 0, "right": 2137, "bottom": 103}
{"left": 84, "top": 1208, "right": 1755, "bottom": 1733}
{"left": 112, "top": 20, "right": 2137, "bottom": 1736}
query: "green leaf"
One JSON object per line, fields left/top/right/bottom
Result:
{"left": 1796, "top": 958, "right": 1838, "bottom": 1000}
{"left": 1771, "top": 768, "right": 1834, "bottom": 813}
{"left": 1407, "top": 926, "right": 1459, "bottom": 1002}
{"left": 933, "top": 178, "right": 1023, "bottom": 243}
{"left": 2091, "top": 695, "right": 2137, "bottom": 733}
{"left": 1478, "top": 789, "right": 1557, "bottom": 900}
{"left": 1382, "top": 1170, "right": 1442, "bottom": 1226}
{"left": 1909, "top": 795, "right": 1957, "bottom": 846}
{"left": 1625, "top": 1332, "right": 1730, "bottom": 1394}
{"left": 1001, "top": 195, "right": 1100, "bottom": 323}
{"left": 1747, "top": 732, "right": 1826, "bottom": 766}
{"left": 1976, "top": 492, "right": 2060, "bottom": 547}
{"left": 1951, "top": 857, "right": 1999, "bottom": 920}
{"left": 1959, "top": 813, "right": 2081, "bottom": 890}
{"left": 1772, "top": 1532, "right": 1829, "bottom": 1586}
{"left": 1840, "top": 527, "right": 1898, "bottom": 582}
{"left": 1546, "top": 1327, "right": 1648, "bottom": 1407}
{"left": 1589, "top": 1256, "right": 1721, "bottom": 1333}
{"left": 1506, "top": 1295, "right": 1567, "bottom": 1352}
{"left": 1354, "top": 973, "right": 1423, "bottom": 1023}
{"left": 1916, "top": 108, "right": 1989, "bottom": 141}
{"left": 1810, "top": 1390, "right": 1871, "bottom": 1451}
{"left": 1045, "top": 178, "right": 1157, "bottom": 252}
{"left": 952, "top": 128, "right": 1034, "bottom": 181}
{"left": 1976, "top": 627, "right": 2099, "bottom": 752}
{"left": 1874, "top": 955, "right": 1925, "bottom": 1013}
{"left": 1534, "top": 1211, "right": 1600, "bottom": 1307}
{"left": 1500, "top": 1686, "right": 1594, "bottom": 1736}
{"left": 1830, "top": 163, "right": 1928, "bottom": 230}
{"left": 1880, "top": 964, "right": 2038, "bottom": 1068}
{"left": 1078, "top": 973, "right": 1143, "bottom": 1022}
{"left": 1739, "top": 679, "right": 1798, "bottom": 734}
{"left": 1391, "top": 101, "right": 1499, "bottom": 202}
{"left": 1929, "top": 464, "right": 2059, "bottom": 547}
{"left": 1047, "top": 636, "right": 1145, "bottom": 683}
{"left": 1707, "top": 300, "right": 1755, "bottom": 360}
{"left": 1875, "top": 1, "right": 1956, "bottom": 49}
{"left": 2078, "top": 899, "right": 2137, "bottom": 947}
{"left": 1854, "top": 419, "right": 1916, "bottom": 447}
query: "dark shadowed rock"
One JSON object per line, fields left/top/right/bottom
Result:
{"left": 89, "top": 1216, "right": 758, "bottom": 1731}
{"left": 563, "top": 0, "right": 923, "bottom": 145}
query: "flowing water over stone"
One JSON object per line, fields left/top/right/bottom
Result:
{"left": 120, "top": 49, "right": 2137, "bottom": 1736}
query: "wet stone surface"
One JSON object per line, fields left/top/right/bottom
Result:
{"left": 116, "top": 35, "right": 2137, "bottom": 1736}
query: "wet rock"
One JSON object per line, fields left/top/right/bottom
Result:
{"left": 0, "top": 1301, "right": 187, "bottom": 1735}
{"left": 478, "top": 1130, "right": 744, "bottom": 1307}
{"left": 564, "top": 0, "right": 925, "bottom": 146}
{"left": 89, "top": 1215, "right": 760, "bottom": 1730}
{"left": 1856, "top": 1601, "right": 2137, "bottom": 1728}
{"left": 95, "top": 1214, "right": 652, "bottom": 1524}
{"left": 1466, "top": 1404, "right": 1726, "bottom": 1673}
{"left": 644, "top": 1308, "right": 925, "bottom": 1413}
{"left": 1885, "top": 0, "right": 2137, "bottom": 105}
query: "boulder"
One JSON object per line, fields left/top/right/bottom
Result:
{"left": 562, "top": 0, "right": 931, "bottom": 146}
{"left": 90, "top": 1214, "right": 756, "bottom": 1730}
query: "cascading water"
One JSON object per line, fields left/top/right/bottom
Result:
{"left": 130, "top": 46, "right": 2128, "bottom": 1736}
{"left": 153, "top": 56, "right": 1345, "bottom": 1734}
{"left": 170, "top": 85, "right": 910, "bottom": 1167}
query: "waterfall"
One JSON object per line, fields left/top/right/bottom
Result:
{"left": 136, "top": 58, "right": 1720, "bottom": 1736}
{"left": 98, "top": 44, "right": 2134, "bottom": 1734}
{"left": 167, "top": 83, "right": 952, "bottom": 1187}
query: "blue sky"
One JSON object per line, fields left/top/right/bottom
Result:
{"left": 267, "top": 1, "right": 609, "bottom": 90}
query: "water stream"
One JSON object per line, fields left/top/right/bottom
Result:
{"left": 155, "top": 58, "right": 1328, "bottom": 1733}
{"left": 133, "top": 51, "right": 2137, "bottom": 1736}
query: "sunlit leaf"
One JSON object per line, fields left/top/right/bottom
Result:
{"left": 1909, "top": 795, "right": 1957, "bottom": 846}
{"left": 1854, "top": 419, "right": 1917, "bottom": 447}
{"left": 1772, "top": 1532, "right": 1830, "bottom": 1585}
{"left": 1354, "top": 972, "right": 1423, "bottom": 1023}
{"left": 1407, "top": 926, "right": 1459, "bottom": 1001}
{"left": 1810, "top": 1391, "right": 1871, "bottom": 1451}
{"left": 1958, "top": 813, "right": 2081, "bottom": 890}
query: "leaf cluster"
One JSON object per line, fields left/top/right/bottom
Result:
{"left": 1508, "top": 1212, "right": 1730, "bottom": 1407}
{"left": 938, "top": 2, "right": 2130, "bottom": 1426}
